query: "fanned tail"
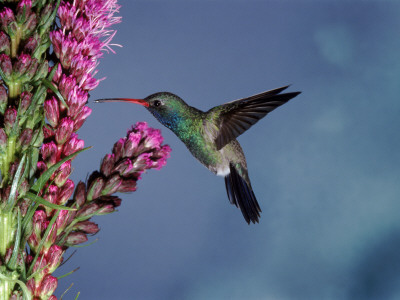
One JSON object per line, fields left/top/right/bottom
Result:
{"left": 224, "top": 164, "right": 261, "bottom": 224}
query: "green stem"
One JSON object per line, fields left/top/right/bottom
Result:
{"left": 8, "top": 82, "right": 21, "bottom": 100}
{"left": 0, "top": 211, "right": 17, "bottom": 257}
{"left": 10, "top": 26, "right": 22, "bottom": 59}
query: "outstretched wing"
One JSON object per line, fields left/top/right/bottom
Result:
{"left": 207, "top": 86, "right": 301, "bottom": 150}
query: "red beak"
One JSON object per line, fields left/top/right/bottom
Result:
{"left": 94, "top": 98, "right": 149, "bottom": 107}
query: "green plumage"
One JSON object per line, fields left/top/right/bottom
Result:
{"left": 95, "top": 86, "right": 301, "bottom": 224}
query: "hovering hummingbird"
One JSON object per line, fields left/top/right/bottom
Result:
{"left": 95, "top": 86, "right": 300, "bottom": 224}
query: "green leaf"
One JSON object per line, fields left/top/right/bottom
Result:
{"left": 6, "top": 154, "right": 26, "bottom": 211}
{"left": 60, "top": 282, "right": 74, "bottom": 300}
{"left": 25, "top": 192, "right": 76, "bottom": 211}
{"left": 41, "top": 78, "right": 69, "bottom": 109}
{"left": 31, "top": 147, "right": 91, "bottom": 193}
{"left": 57, "top": 267, "right": 80, "bottom": 280}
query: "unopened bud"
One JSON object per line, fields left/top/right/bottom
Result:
{"left": 87, "top": 176, "right": 105, "bottom": 201}
{"left": 54, "top": 160, "right": 71, "bottom": 186}
{"left": 4, "top": 107, "right": 17, "bottom": 133}
{"left": 44, "top": 97, "right": 59, "bottom": 128}
{"left": 112, "top": 138, "right": 125, "bottom": 160}
{"left": 62, "top": 133, "right": 84, "bottom": 157}
{"left": 100, "top": 154, "right": 115, "bottom": 177}
{"left": 0, "top": 31, "right": 10, "bottom": 55}
{"left": 0, "top": 128, "right": 7, "bottom": 150}
{"left": 65, "top": 231, "right": 88, "bottom": 246}
{"left": 18, "top": 128, "right": 32, "bottom": 150}
{"left": 118, "top": 179, "right": 137, "bottom": 193}
{"left": 101, "top": 174, "right": 122, "bottom": 195}
{"left": 55, "top": 117, "right": 74, "bottom": 144}
{"left": 0, "top": 84, "right": 7, "bottom": 114}
{"left": 0, "top": 8, "right": 15, "bottom": 33}
{"left": 73, "top": 105, "right": 91, "bottom": 131}
{"left": 41, "top": 141, "right": 58, "bottom": 166}
{"left": 58, "top": 179, "right": 74, "bottom": 205}
{"left": 19, "top": 91, "right": 31, "bottom": 114}
{"left": 73, "top": 181, "right": 86, "bottom": 207}
{"left": 0, "top": 54, "right": 12, "bottom": 80}
{"left": 46, "top": 245, "right": 63, "bottom": 273}
{"left": 38, "top": 275, "right": 57, "bottom": 298}
{"left": 74, "top": 221, "right": 99, "bottom": 234}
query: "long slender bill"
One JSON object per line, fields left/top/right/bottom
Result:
{"left": 94, "top": 98, "right": 149, "bottom": 107}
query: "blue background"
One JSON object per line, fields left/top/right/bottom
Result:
{"left": 55, "top": 1, "right": 400, "bottom": 299}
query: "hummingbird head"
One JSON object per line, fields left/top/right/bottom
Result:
{"left": 95, "top": 92, "right": 190, "bottom": 131}
{"left": 143, "top": 92, "right": 189, "bottom": 130}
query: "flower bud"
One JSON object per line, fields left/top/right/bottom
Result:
{"left": 0, "top": 8, "right": 15, "bottom": 33}
{"left": 118, "top": 179, "right": 137, "bottom": 193}
{"left": 58, "top": 179, "right": 74, "bottom": 205}
{"left": 95, "top": 204, "right": 114, "bottom": 215}
{"left": 23, "top": 35, "right": 38, "bottom": 54}
{"left": 77, "top": 203, "right": 99, "bottom": 219}
{"left": 44, "top": 222, "right": 58, "bottom": 248}
{"left": 74, "top": 221, "right": 99, "bottom": 234}
{"left": 43, "top": 185, "right": 58, "bottom": 214}
{"left": 19, "top": 91, "right": 32, "bottom": 114}
{"left": 54, "top": 160, "right": 71, "bottom": 186}
{"left": 43, "top": 126, "right": 55, "bottom": 139}
{"left": 123, "top": 132, "right": 141, "bottom": 157}
{"left": 101, "top": 173, "right": 122, "bottom": 195}
{"left": 56, "top": 209, "right": 71, "bottom": 233}
{"left": 62, "top": 133, "right": 84, "bottom": 157}
{"left": 44, "top": 97, "right": 59, "bottom": 127}
{"left": 100, "top": 154, "right": 115, "bottom": 177}
{"left": 38, "top": 275, "right": 58, "bottom": 298}
{"left": 114, "top": 158, "right": 133, "bottom": 176}
{"left": 46, "top": 245, "right": 63, "bottom": 273}
{"left": 73, "top": 105, "right": 91, "bottom": 131}
{"left": 0, "top": 54, "right": 12, "bottom": 80}
{"left": 41, "top": 141, "right": 58, "bottom": 166}
{"left": 65, "top": 231, "right": 88, "bottom": 246}
{"left": 36, "top": 161, "right": 47, "bottom": 174}
{"left": 4, "top": 107, "right": 17, "bottom": 133}
{"left": 0, "top": 31, "right": 10, "bottom": 55}
{"left": 14, "top": 54, "right": 33, "bottom": 76}
{"left": 87, "top": 176, "right": 105, "bottom": 201}
{"left": 0, "top": 84, "right": 7, "bottom": 114}
{"left": 28, "top": 210, "right": 47, "bottom": 249}
{"left": 55, "top": 117, "right": 74, "bottom": 144}
{"left": 0, "top": 128, "right": 7, "bottom": 150}
{"left": 73, "top": 181, "right": 86, "bottom": 207}
{"left": 18, "top": 128, "right": 32, "bottom": 150}
{"left": 17, "top": 0, "right": 33, "bottom": 20}
{"left": 112, "top": 138, "right": 125, "bottom": 160}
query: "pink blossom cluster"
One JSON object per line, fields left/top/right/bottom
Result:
{"left": 26, "top": 0, "right": 121, "bottom": 298}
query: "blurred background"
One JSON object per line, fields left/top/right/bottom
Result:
{"left": 55, "top": 1, "right": 400, "bottom": 299}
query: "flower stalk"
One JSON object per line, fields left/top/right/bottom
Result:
{"left": 0, "top": 0, "right": 171, "bottom": 299}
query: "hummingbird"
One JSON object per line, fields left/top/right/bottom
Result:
{"left": 95, "top": 85, "right": 300, "bottom": 224}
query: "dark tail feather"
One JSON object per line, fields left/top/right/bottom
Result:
{"left": 224, "top": 164, "right": 261, "bottom": 224}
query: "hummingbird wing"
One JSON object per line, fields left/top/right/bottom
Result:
{"left": 207, "top": 86, "right": 301, "bottom": 150}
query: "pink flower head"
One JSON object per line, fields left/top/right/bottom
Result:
{"left": 54, "top": 160, "right": 72, "bottom": 186}
{"left": 38, "top": 275, "right": 58, "bottom": 298}
{"left": 63, "top": 133, "right": 84, "bottom": 157}
{"left": 58, "top": 179, "right": 75, "bottom": 205}
{"left": 55, "top": 117, "right": 74, "bottom": 144}
{"left": 41, "top": 141, "right": 58, "bottom": 166}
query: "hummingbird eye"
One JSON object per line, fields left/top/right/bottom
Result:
{"left": 153, "top": 100, "right": 162, "bottom": 107}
